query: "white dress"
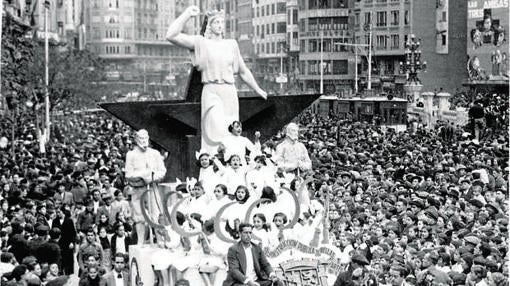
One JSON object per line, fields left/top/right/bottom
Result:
{"left": 223, "top": 166, "right": 247, "bottom": 195}
{"left": 191, "top": 36, "right": 242, "bottom": 155}
{"left": 199, "top": 166, "right": 221, "bottom": 197}
{"left": 222, "top": 134, "right": 261, "bottom": 166}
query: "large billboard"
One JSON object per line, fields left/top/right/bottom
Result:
{"left": 467, "top": 0, "right": 509, "bottom": 81}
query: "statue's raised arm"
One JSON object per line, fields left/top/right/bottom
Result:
{"left": 166, "top": 6, "right": 267, "bottom": 156}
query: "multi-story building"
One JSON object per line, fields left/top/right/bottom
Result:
{"left": 297, "top": 0, "right": 354, "bottom": 95}
{"left": 353, "top": 0, "right": 467, "bottom": 94}
{"left": 252, "top": 0, "right": 289, "bottom": 92}
{"left": 353, "top": 0, "right": 412, "bottom": 91}
{"left": 8, "top": 0, "right": 84, "bottom": 47}
{"left": 84, "top": 0, "right": 198, "bottom": 96}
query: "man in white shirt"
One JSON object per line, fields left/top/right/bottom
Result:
{"left": 223, "top": 223, "right": 283, "bottom": 286}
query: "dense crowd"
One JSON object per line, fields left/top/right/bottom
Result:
{"left": 0, "top": 96, "right": 507, "bottom": 286}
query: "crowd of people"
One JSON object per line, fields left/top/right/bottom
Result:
{"left": 0, "top": 96, "right": 507, "bottom": 286}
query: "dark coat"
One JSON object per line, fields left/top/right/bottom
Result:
{"left": 222, "top": 242, "right": 273, "bottom": 286}
{"left": 110, "top": 235, "right": 132, "bottom": 257}
{"left": 53, "top": 216, "right": 77, "bottom": 251}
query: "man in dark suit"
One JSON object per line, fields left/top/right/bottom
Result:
{"left": 53, "top": 206, "right": 77, "bottom": 275}
{"left": 103, "top": 253, "right": 129, "bottom": 286}
{"left": 223, "top": 223, "right": 283, "bottom": 286}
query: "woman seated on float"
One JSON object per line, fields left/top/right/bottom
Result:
{"left": 221, "top": 121, "right": 261, "bottom": 166}
{"left": 217, "top": 154, "right": 248, "bottom": 197}
{"left": 197, "top": 150, "right": 224, "bottom": 197}
{"left": 151, "top": 212, "right": 207, "bottom": 286}
{"left": 186, "top": 182, "right": 212, "bottom": 217}
{"left": 251, "top": 213, "right": 274, "bottom": 249}
{"left": 197, "top": 219, "right": 231, "bottom": 286}
{"left": 224, "top": 185, "right": 253, "bottom": 239}
{"left": 204, "top": 184, "right": 232, "bottom": 221}
{"left": 245, "top": 155, "right": 278, "bottom": 198}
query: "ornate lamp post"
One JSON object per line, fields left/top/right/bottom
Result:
{"left": 400, "top": 34, "right": 427, "bottom": 84}
{"left": 400, "top": 34, "right": 426, "bottom": 104}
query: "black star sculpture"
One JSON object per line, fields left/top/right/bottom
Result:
{"left": 100, "top": 17, "right": 320, "bottom": 180}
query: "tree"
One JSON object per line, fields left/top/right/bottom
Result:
{"left": 25, "top": 46, "right": 106, "bottom": 110}
{"left": 2, "top": 12, "right": 106, "bottom": 111}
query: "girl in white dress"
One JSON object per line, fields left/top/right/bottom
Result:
{"left": 221, "top": 154, "right": 248, "bottom": 197}
{"left": 224, "top": 186, "right": 252, "bottom": 239}
{"left": 251, "top": 213, "right": 272, "bottom": 249}
{"left": 221, "top": 121, "right": 261, "bottom": 166}
{"left": 245, "top": 155, "right": 277, "bottom": 198}
{"left": 204, "top": 184, "right": 232, "bottom": 220}
{"left": 197, "top": 151, "right": 222, "bottom": 198}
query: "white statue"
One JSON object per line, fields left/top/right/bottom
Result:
{"left": 275, "top": 123, "right": 312, "bottom": 174}
{"left": 125, "top": 129, "right": 166, "bottom": 245}
{"left": 166, "top": 6, "right": 267, "bottom": 156}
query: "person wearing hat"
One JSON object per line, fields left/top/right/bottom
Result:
{"left": 125, "top": 129, "right": 166, "bottom": 245}
{"left": 333, "top": 252, "right": 375, "bottom": 286}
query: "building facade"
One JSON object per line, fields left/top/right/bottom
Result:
{"left": 297, "top": 0, "right": 353, "bottom": 95}
{"left": 252, "top": 0, "right": 288, "bottom": 92}
{"left": 353, "top": 0, "right": 467, "bottom": 94}
{"left": 84, "top": 0, "right": 198, "bottom": 97}
{"left": 353, "top": 0, "right": 412, "bottom": 91}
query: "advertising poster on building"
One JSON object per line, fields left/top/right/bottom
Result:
{"left": 467, "top": 0, "right": 509, "bottom": 81}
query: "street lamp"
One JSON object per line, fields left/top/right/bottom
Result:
{"left": 400, "top": 34, "right": 427, "bottom": 84}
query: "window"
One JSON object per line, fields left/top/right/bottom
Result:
{"left": 256, "top": 25, "right": 259, "bottom": 36}
{"left": 226, "top": 21, "right": 231, "bottom": 33}
{"left": 293, "top": 10, "right": 298, "bottom": 24}
{"left": 333, "top": 38, "right": 348, "bottom": 51}
{"left": 376, "top": 11, "right": 387, "bottom": 27}
{"left": 57, "top": 22, "right": 63, "bottom": 35}
{"left": 322, "top": 39, "right": 331, "bottom": 52}
{"left": 333, "top": 17, "right": 348, "bottom": 30}
{"left": 319, "top": 18, "right": 331, "bottom": 30}
{"left": 256, "top": 7, "right": 259, "bottom": 17}
{"left": 441, "top": 11, "right": 447, "bottom": 22}
{"left": 277, "top": 2, "right": 286, "bottom": 13}
{"left": 390, "top": 10, "right": 399, "bottom": 25}
{"left": 272, "top": 4, "right": 275, "bottom": 15}
{"left": 355, "top": 12, "right": 360, "bottom": 26}
{"left": 441, "top": 34, "right": 447, "bottom": 46}
{"left": 309, "top": 39, "right": 318, "bottom": 52}
{"left": 364, "top": 12, "right": 371, "bottom": 25}
{"left": 404, "top": 10, "right": 409, "bottom": 25}
{"left": 267, "top": 24, "right": 270, "bottom": 34}
{"left": 271, "top": 42, "right": 275, "bottom": 53}
{"left": 261, "top": 6, "right": 264, "bottom": 16}
{"left": 309, "top": 18, "right": 318, "bottom": 31}
{"left": 277, "top": 22, "right": 286, "bottom": 33}
{"left": 309, "top": 0, "right": 317, "bottom": 9}
{"left": 272, "top": 23, "right": 275, "bottom": 34}
{"left": 301, "top": 39, "right": 306, "bottom": 51}
{"left": 390, "top": 34, "right": 399, "bottom": 49}
{"left": 333, "top": 60, "right": 348, "bottom": 74}
{"left": 308, "top": 60, "right": 318, "bottom": 74}
{"left": 376, "top": 35, "right": 387, "bottom": 49}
